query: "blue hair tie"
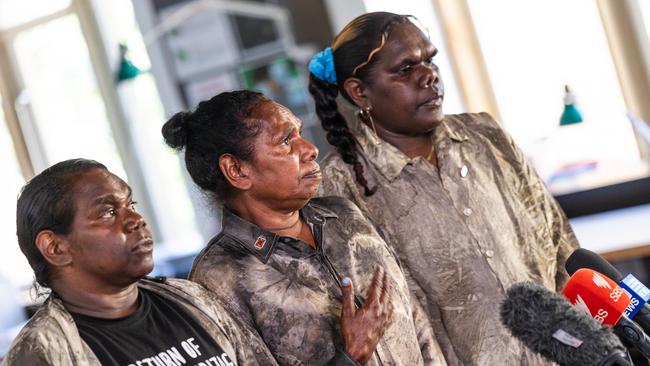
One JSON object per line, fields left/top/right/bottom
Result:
{"left": 308, "top": 47, "right": 337, "bottom": 84}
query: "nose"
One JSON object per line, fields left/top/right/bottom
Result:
{"left": 300, "top": 137, "right": 319, "bottom": 162}
{"left": 418, "top": 63, "right": 440, "bottom": 89}
{"left": 124, "top": 208, "right": 146, "bottom": 233}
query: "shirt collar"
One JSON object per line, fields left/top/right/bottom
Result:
{"left": 352, "top": 114, "right": 470, "bottom": 182}
{"left": 219, "top": 201, "right": 338, "bottom": 263}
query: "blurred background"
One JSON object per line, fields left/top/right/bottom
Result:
{"left": 1, "top": 0, "right": 650, "bottom": 357}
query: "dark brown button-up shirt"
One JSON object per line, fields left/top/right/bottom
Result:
{"left": 318, "top": 113, "right": 579, "bottom": 365}
{"left": 189, "top": 197, "right": 447, "bottom": 366}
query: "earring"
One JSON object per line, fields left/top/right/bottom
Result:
{"left": 358, "top": 107, "right": 378, "bottom": 139}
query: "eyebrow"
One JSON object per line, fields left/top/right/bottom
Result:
{"left": 395, "top": 46, "right": 438, "bottom": 66}
{"left": 275, "top": 113, "right": 302, "bottom": 141}
{"left": 91, "top": 187, "right": 133, "bottom": 206}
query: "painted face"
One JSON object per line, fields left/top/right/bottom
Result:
{"left": 244, "top": 100, "right": 321, "bottom": 209}
{"left": 62, "top": 168, "right": 153, "bottom": 287}
{"left": 362, "top": 22, "right": 445, "bottom": 135}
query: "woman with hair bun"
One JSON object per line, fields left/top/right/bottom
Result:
{"left": 162, "top": 90, "right": 447, "bottom": 365}
{"left": 310, "top": 11, "right": 579, "bottom": 365}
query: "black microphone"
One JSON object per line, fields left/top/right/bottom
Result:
{"left": 566, "top": 248, "right": 650, "bottom": 337}
{"left": 500, "top": 281, "right": 632, "bottom": 366}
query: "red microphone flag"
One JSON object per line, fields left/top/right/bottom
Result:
{"left": 562, "top": 268, "right": 631, "bottom": 327}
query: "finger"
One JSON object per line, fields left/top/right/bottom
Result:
{"left": 340, "top": 276, "right": 356, "bottom": 319}
{"left": 378, "top": 268, "right": 391, "bottom": 303}
{"left": 379, "top": 281, "right": 394, "bottom": 321}
{"left": 378, "top": 294, "right": 394, "bottom": 328}
{"left": 377, "top": 302, "right": 394, "bottom": 338}
{"left": 366, "top": 264, "right": 384, "bottom": 304}
{"left": 385, "top": 293, "right": 394, "bottom": 319}
{"left": 373, "top": 266, "right": 387, "bottom": 303}
{"left": 380, "top": 295, "right": 394, "bottom": 319}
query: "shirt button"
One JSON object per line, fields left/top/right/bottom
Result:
{"left": 485, "top": 250, "right": 494, "bottom": 258}
{"left": 463, "top": 207, "right": 473, "bottom": 216}
{"left": 460, "top": 165, "right": 469, "bottom": 177}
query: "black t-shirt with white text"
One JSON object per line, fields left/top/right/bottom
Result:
{"left": 72, "top": 287, "right": 234, "bottom": 366}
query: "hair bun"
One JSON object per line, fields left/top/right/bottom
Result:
{"left": 162, "top": 111, "right": 190, "bottom": 150}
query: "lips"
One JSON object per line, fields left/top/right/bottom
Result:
{"left": 302, "top": 168, "right": 322, "bottom": 180}
{"left": 420, "top": 93, "right": 443, "bottom": 108}
{"left": 132, "top": 237, "right": 154, "bottom": 254}
{"left": 419, "top": 86, "right": 444, "bottom": 108}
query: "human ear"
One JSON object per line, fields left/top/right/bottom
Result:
{"left": 35, "top": 230, "right": 72, "bottom": 268}
{"left": 219, "top": 154, "right": 252, "bottom": 191}
{"left": 342, "top": 77, "right": 370, "bottom": 109}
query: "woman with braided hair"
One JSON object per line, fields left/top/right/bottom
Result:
{"left": 310, "top": 11, "right": 580, "bottom": 365}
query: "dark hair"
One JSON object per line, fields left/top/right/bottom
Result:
{"left": 16, "top": 158, "right": 107, "bottom": 287}
{"left": 309, "top": 12, "right": 413, "bottom": 196}
{"left": 161, "top": 90, "right": 267, "bottom": 200}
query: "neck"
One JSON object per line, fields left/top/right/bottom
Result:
{"left": 375, "top": 126, "right": 434, "bottom": 160}
{"left": 226, "top": 196, "right": 304, "bottom": 236}
{"left": 52, "top": 277, "right": 139, "bottom": 319}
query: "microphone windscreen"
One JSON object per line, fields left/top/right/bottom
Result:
{"left": 566, "top": 248, "right": 623, "bottom": 282}
{"left": 501, "top": 281, "right": 627, "bottom": 366}
{"left": 562, "top": 269, "right": 631, "bottom": 326}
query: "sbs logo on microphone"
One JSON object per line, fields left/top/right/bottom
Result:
{"left": 573, "top": 295, "right": 609, "bottom": 324}
{"left": 592, "top": 272, "right": 612, "bottom": 290}
{"left": 574, "top": 295, "right": 592, "bottom": 316}
{"left": 593, "top": 308, "right": 609, "bottom": 324}
{"left": 609, "top": 286, "right": 625, "bottom": 302}
{"left": 591, "top": 272, "right": 624, "bottom": 302}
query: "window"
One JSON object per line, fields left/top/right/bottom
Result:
{"left": 0, "top": 0, "right": 70, "bottom": 30}
{"left": 12, "top": 14, "right": 128, "bottom": 177}
{"left": 0, "top": 99, "right": 31, "bottom": 288}
{"left": 468, "top": 0, "right": 646, "bottom": 194}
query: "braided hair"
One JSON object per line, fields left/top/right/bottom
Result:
{"left": 161, "top": 90, "right": 267, "bottom": 201}
{"left": 308, "top": 12, "right": 412, "bottom": 196}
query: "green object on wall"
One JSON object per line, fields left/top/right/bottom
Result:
{"left": 117, "top": 44, "right": 143, "bottom": 83}
{"left": 117, "top": 58, "right": 142, "bottom": 82}
{"left": 560, "top": 104, "right": 583, "bottom": 126}
{"left": 560, "top": 85, "right": 583, "bottom": 126}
